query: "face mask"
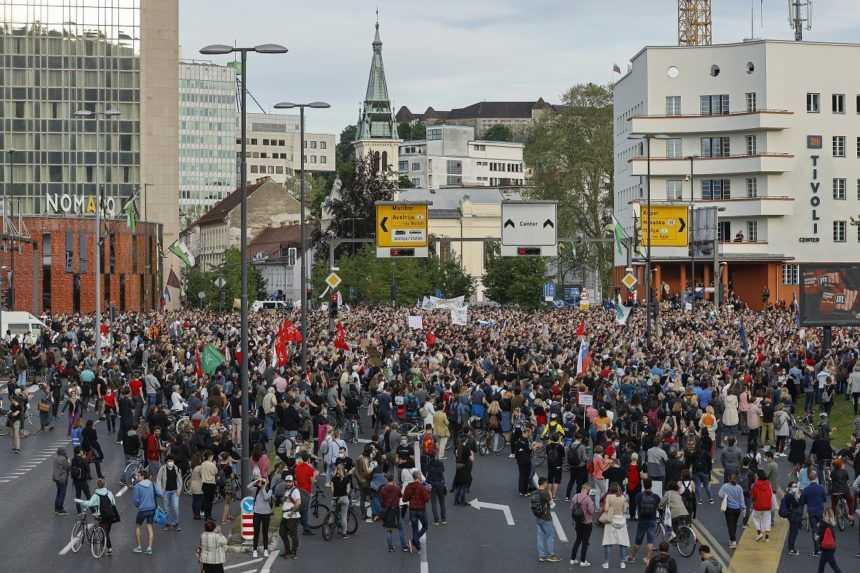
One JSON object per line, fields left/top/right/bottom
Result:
{"left": 167, "top": 462, "right": 175, "bottom": 469}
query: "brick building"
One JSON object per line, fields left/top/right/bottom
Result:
{"left": 1, "top": 216, "right": 163, "bottom": 316}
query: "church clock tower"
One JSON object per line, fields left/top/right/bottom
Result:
{"left": 353, "top": 16, "right": 400, "bottom": 180}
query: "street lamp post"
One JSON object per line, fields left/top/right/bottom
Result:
{"left": 687, "top": 155, "right": 695, "bottom": 300}
{"left": 645, "top": 135, "right": 652, "bottom": 341}
{"left": 200, "top": 43, "right": 287, "bottom": 488}
{"left": 74, "top": 108, "right": 120, "bottom": 361}
{"left": 274, "top": 101, "right": 330, "bottom": 375}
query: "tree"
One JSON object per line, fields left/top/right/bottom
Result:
{"left": 398, "top": 174, "right": 415, "bottom": 189}
{"left": 312, "top": 246, "right": 474, "bottom": 305}
{"left": 397, "top": 121, "right": 412, "bottom": 140}
{"left": 182, "top": 248, "right": 267, "bottom": 309}
{"left": 326, "top": 154, "right": 398, "bottom": 241}
{"left": 525, "top": 83, "right": 614, "bottom": 296}
{"left": 482, "top": 245, "right": 547, "bottom": 308}
{"left": 335, "top": 124, "right": 357, "bottom": 183}
{"left": 411, "top": 121, "right": 426, "bottom": 140}
{"left": 483, "top": 124, "right": 513, "bottom": 142}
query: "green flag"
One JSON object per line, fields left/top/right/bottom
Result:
{"left": 122, "top": 197, "right": 137, "bottom": 232}
{"left": 201, "top": 344, "right": 225, "bottom": 376}
{"left": 612, "top": 214, "right": 625, "bottom": 256}
{"left": 169, "top": 240, "right": 195, "bottom": 267}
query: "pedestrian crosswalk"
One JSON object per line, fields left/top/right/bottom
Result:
{"left": 0, "top": 438, "right": 70, "bottom": 484}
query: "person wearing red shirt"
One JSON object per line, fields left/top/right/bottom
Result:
{"left": 749, "top": 470, "right": 774, "bottom": 541}
{"left": 145, "top": 427, "right": 164, "bottom": 477}
{"left": 103, "top": 386, "right": 118, "bottom": 435}
{"left": 380, "top": 474, "right": 408, "bottom": 552}
{"left": 293, "top": 452, "right": 317, "bottom": 535}
{"left": 402, "top": 470, "right": 431, "bottom": 552}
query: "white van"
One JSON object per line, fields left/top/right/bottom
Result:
{"left": 251, "top": 300, "right": 291, "bottom": 312}
{"left": 1, "top": 311, "right": 47, "bottom": 340}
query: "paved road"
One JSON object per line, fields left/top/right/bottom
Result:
{"left": 2, "top": 415, "right": 859, "bottom": 573}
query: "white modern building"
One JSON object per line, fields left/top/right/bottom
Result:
{"left": 614, "top": 39, "right": 860, "bottom": 309}
{"left": 399, "top": 125, "right": 525, "bottom": 189}
{"left": 179, "top": 60, "right": 238, "bottom": 225}
{"left": 239, "top": 112, "right": 335, "bottom": 184}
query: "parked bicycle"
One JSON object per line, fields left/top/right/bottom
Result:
{"left": 120, "top": 454, "right": 145, "bottom": 487}
{"left": 320, "top": 496, "right": 360, "bottom": 540}
{"left": 70, "top": 507, "right": 108, "bottom": 559}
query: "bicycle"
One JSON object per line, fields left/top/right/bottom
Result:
{"left": 320, "top": 496, "right": 360, "bottom": 540}
{"left": 70, "top": 507, "right": 108, "bottom": 559}
{"left": 656, "top": 512, "right": 698, "bottom": 558}
{"left": 120, "top": 454, "right": 145, "bottom": 487}
{"left": 307, "top": 485, "right": 331, "bottom": 530}
{"left": 342, "top": 416, "right": 361, "bottom": 444}
{"left": 833, "top": 493, "right": 852, "bottom": 531}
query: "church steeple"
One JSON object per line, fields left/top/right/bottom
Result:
{"left": 357, "top": 16, "right": 394, "bottom": 140}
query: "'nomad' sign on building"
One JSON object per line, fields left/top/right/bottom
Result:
{"left": 46, "top": 193, "right": 118, "bottom": 217}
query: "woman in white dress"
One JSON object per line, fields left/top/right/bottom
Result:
{"left": 721, "top": 386, "right": 740, "bottom": 444}
{"left": 601, "top": 482, "right": 630, "bottom": 569}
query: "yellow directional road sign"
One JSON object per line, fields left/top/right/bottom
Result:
{"left": 375, "top": 203, "right": 429, "bottom": 248}
{"left": 640, "top": 205, "right": 689, "bottom": 247}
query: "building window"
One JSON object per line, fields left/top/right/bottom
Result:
{"left": 80, "top": 234, "right": 88, "bottom": 273}
{"left": 833, "top": 178, "right": 847, "bottom": 200}
{"left": 857, "top": 179, "right": 860, "bottom": 200}
{"left": 446, "top": 160, "right": 463, "bottom": 175}
{"left": 857, "top": 137, "right": 860, "bottom": 158}
{"left": 700, "top": 94, "right": 729, "bottom": 115}
{"left": 746, "top": 221, "right": 758, "bottom": 242}
{"left": 745, "top": 92, "right": 757, "bottom": 112}
{"left": 310, "top": 156, "right": 317, "bottom": 164}
{"left": 250, "top": 165, "right": 258, "bottom": 174}
{"left": 666, "top": 138, "right": 682, "bottom": 159}
{"left": 262, "top": 139, "right": 269, "bottom": 146}
{"left": 320, "top": 156, "right": 327, "bottom": 164}
{"left": 832, "top": 93, "right": 845, "bottom": 113}
{"left": 310, "top": 141, "right": 317, "bottom": 149}
{"left": 782, "top": 264, "right": 799, "bottom": 285}
{"left": 834, "top": 220, "right": 847, "bottom": 242}
{"left": 666, "top": 179, "right": 684, "bottom": 201}
{"left": 746, "top": 177, "right": 758, "bottom": 198}
{"left": 665, "top": 96, "right": 681, "bottom": 116}
{"left": 717, "top": 221, "right": 731, "bottom": 242}
{"left": 701, "top": 137, "right": 730, "bottom": 157}
{"left": 702, "top": 179, "right": 731, "bottom": 200}
{"left": 856, "top": 95, "right": 860, "bottom": 113}
{"left": 320, "top": 141, "right": 327, "bottom": 150}
{"left": 411, "top": 162, "right": 420, "bottom": 171}
{"left": 833, "top": 136, "right": 846, "bottom": 157}
{"left": 807, "top": 93, "right": 820, "bottom": 113}
{"left": 65, "top": 231, "right": 74, "bottom": 273}
{"left": 399, "top": 160, "right": 408, "bottom": 171}
{"left": 745, "top": 135, "right": 757, "bottom": 156}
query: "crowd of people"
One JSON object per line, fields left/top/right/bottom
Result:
{"left": 2, "top": 299, "right": 860, "bottom": 572}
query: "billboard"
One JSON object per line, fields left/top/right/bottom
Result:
{"left": 799, "top": 264, "right": 860, "bottom": 326}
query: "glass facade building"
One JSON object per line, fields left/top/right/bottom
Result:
{"left": 178, "top": 60, "right": 237, "bottom": 225}
{"left": 0, "top": 0, "right": 141, "bottom": 216}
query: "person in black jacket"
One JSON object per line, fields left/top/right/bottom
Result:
{"left": 512, "top": 427, "right": 533, "bottom": 496}
{"left": 70, "top": 446, "right": 92, "bottom": 513}
{"left": 117, "top": 387, "right": 135, "bottom": 445}
{"left": 81, "top": 419, "right": 104, "bottom": 479}
{"left": 425, "top": 456, "right": 447, "bottom": 525}
{"left": 782, "top": 481, "right": 804, "bottom": 555}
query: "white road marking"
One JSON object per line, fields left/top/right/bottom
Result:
{"left": 692, "top": 519, "right": 731, "bottom": 571}
{"left": 468, "top": 498, "right": 515, "bottom": 526}
{"left": 224, "top": 557, "right": 264, "bottom": 570}
{"left": 419, "top": 528, "right": 429, "bottom": 573}
{"left": 115, "top": 486, "right": 128, "bottom": 497}
{"left": 58, "top": 523, "right": 93, "bottom": 555}
{"left": 551, "top": 511, "right": 569, "bottom": 543}
{"left": 259, "top": 549, "right": 280, "bottom": 573}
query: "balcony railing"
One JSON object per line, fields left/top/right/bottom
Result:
{"left": 630, "top": 109, "right": 792, "bottom": 120}
{"left": 630, "top": 152, "right": 793, "bottom": 162}
{"left": 629, "top": 110, "right": 794, "bottom": 135}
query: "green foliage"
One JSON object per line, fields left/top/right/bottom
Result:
{"left": 307, "top": 173, "right": 334, "bottom": 219}
{"left": 397, "top": 121, "right": 412, "bottom": 140}
{"left": 313, "top": 246, "right": 474, "bottom": 305}
{"left": 482, "top": 124, "right": 513, "bottom": 142}
{"left": 411, "top": 121, "right": 426, "bottom": 140}
{"left": 326, "top": 154, "right": 398, "bottom": 241}
{"left": 525, "top": 82, "right": 614, "bottom": 295}
{"left": 335, "top": 124, "right": 357, "bottom": 184}
{"left": 182, "top": 247, "right": 266, "bottom": 309}
{"left": 398, "top": 174, "right": 415, "bottom": 189}
{"left": 482, "top": 244, "right": 547, "bottom": 308}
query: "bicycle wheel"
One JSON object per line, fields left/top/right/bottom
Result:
{"left": 477, "top": 437, "right": 489, "bottom": 456}
{"left": 836, "top": 502, "right": 848, "bottom": 531}
{"left": 90, "top": 526, "right": 106, "bottom": 559}
{"left": 320, "top": 511, "right": 335, "bottom": 541}
{"left": 308, "top": 501, "right": 330, "bottom": 529}
{"left": 183, "top": 474, "right": 192, "bottom": 496}
{"left": 347, "top": 508, "right": 359, "bottom": 535}
{"left": 674, "top": 525, "right": 697, "bottom": 558}
{"left": 70, "top": 520, "right": 85, "bottom": 553}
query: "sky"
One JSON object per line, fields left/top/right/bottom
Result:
{"left": 180, "top": 0, "right": 860, "bottom": 135}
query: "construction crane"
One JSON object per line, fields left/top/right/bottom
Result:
{"left": 678, "top": 0, "right": 712, "bottom": 46}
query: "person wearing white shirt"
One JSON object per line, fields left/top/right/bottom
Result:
{"left": 170, "top": 386, "right": 187, "bottom": 413}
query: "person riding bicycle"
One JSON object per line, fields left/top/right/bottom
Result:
{"left": 658, "top": 481, "right": 690, "bottom": 539}
{"left": 75, "top": 478, "right": 120, "bottom": 556}
{"left": 829, "top": 458, "right": 855, "bottom": 525}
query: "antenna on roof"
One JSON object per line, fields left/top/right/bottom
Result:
{"left": 788, "top": 0, "right": 813, "bottom": 41}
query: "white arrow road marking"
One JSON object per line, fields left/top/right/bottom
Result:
{"left": 468, "top": 498, "right": 515, "bottom": 526}
{"left": 419, "top": 527, "right": 429, "bottom": 573}
{"left": 259, "top": 549, "right": 280, "bottom": 573}
{"left": 551, "top": 511, "right": 568, "bottom": 543}
{"left": 223, "top": 557, "right": 265, "bottom": 570}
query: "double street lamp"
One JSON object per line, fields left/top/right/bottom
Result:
{"left": 274, "top": 101, "right": 330, "bottom": 375}
{"left": 200, "top": 42, "right": 287, "bottom": 488}
{"left": 74, "top": 107, "right": 121, "bottom": 361}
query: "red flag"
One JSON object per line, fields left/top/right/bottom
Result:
{"left": 334, "top": 321, "right": 350, "bottom": 351}
{"left": 195, "top": 348, "right": 203, "bottom": 379}
{"left": 235, "top": 350, "right": 243, "bottom": 367}
{"left": 576, "top": 320, "right": 585, "bottom": 337}
{"left": 274, "top": 336, "right": 290, "bottom": 366}
{"left": 278, "top": 319, "right": 303, "bottom": 345}
{"left": 100, "top": 323, "right": 109, "bottom": 336}
{"left": 426, "top": 330, "right": 436, "bottom": 347}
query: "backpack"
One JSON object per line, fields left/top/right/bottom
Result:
{"left": 571, "top": 494, "right": 586, "bottom": 522}
{"left": 530, "top": 491, "right": 549, "bottom": 518}
{"left": 567, "top": 444, "right": 582, "bottom": 468}
{"left": 680, "top": 482, "right": 697, "bottom": 513}
{"left": 778, "top": 495, "right": 791, "bottom": 519}
{"left": 70, "top": 460, "right": 84, "bottom": 481}
{"left": 774, "top": 413, "right": 785, "bottom": 431}
{"left": 638, "top": 491, "right": 659, "bottom": 519}
{"left": 820, "top": 526, "right": 836, "bottom": 550}
{"left": 652, "top": 556, "right": 672, "bottom": 573}
{"left": 98, "top": 493, "right": 120, "bottom": 523}
{"left": 547, "top": 444, "right": 562, "bottom": 466}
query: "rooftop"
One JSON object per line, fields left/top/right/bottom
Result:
{"left": 189, "top": 178, "right": 271, "bottom": 228}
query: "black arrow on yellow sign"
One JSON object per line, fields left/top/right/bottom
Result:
{"left": 678, "top": 217, "right": 686, "bottom": 233}
{"left": 380, "top": 217, "right": 389, "bottom": 233}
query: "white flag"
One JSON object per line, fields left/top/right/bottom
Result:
{"left": 408, "top": 315, "right": 423, "bottom": 330}
{"left": 450, "top": 306, "right": 468, "bottom": 326}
